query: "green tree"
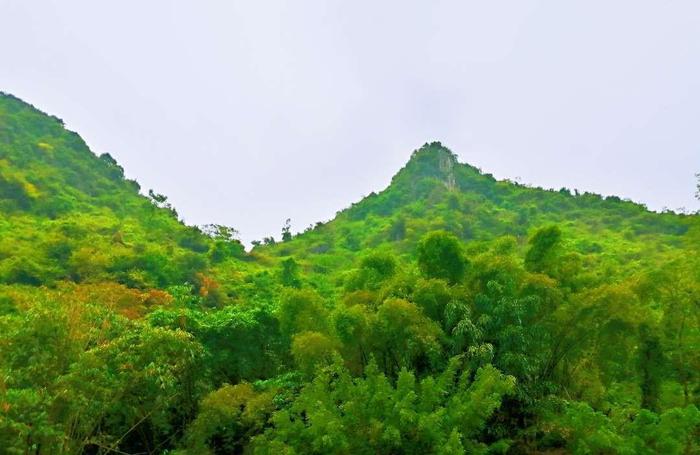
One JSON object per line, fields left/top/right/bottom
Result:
{"left": 638, "top": 324, "right": 665, "bottom": 412}
{"left": 277, "top": 289, "right": 329, "bottom": 340}
{"left": 332, "top": 303, "right": 373, "bottom": 373}
{"left": 524, "top": 225, "right": 562, "bottom": 274}
{"left": 278, "top": 257, "right": 302, "bottom": 288}
{"left": 371, "top": 298, "right": 443, "bottom": 376}
{"left": 251, "top": 357, "right": 515, "bottom": 454}
{"left": 291, "top": 331, "right": 338, "bottom": 376}
{"left": 345, "top": 251, "right": 398, "bottom": 291}
{"left": 412, "top": 278, "right": 452, "bottom": 323}
{"left": 417, "top": 231, "right": 466, "bottom": 284}
{"left": 281, "top": 218, "right": 292, "bottom": 242}
{"left": 149, "top": 304, "right": 283, "bottom": 384}
{"left": 627, "top": 405, "right": 700, "bottom": 454}
{"left": 183, "top": 383, "right": 275, "bottom": 455}
{"left": 57, "top": 325, "right": 204, "bottom": 453}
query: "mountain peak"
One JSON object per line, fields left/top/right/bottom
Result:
{"left": 408, "top": 141, "right": 457, "bottom": 164}
{"left": 398, "top": 141, "right": 458, "bottom": 189}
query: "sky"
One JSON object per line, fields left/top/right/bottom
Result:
{"left": 2, "top": 1, "right": 699, "bottom": 244}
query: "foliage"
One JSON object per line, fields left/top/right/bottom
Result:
{"left": 417, "top": 230, "right": 466, "bottom": 284}
{"left": 251, "top": 357, "right": 515, "bottom": 454}
{"left": 1, "top": 94, "right": 698, "bottom": 453}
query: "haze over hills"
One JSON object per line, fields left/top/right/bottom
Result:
{"left": 1, "top": 93, "right": 699, "bottom": 454}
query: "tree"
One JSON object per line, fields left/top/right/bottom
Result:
{"left": 412, "top": 278, "right": 452, "bottom": 323}
{"left": 389, "top": 217, "right": 406, "bottom": 241}
{"left": 281, "top": 218, "right": 292, "bottom": 242}
{"left": 638, "top": 324, "right": 664, "bottom": 412}
{"left": 640, "top": 261, "right": 700, "bottom": 407}
{"left": 547, "top": 401, "right": 700, "bottom": 455}
{"left": 57, "top": 326, "right": 204, "bottom": 453}
{"left": 332, "top": 303, "right": 373, "bottom": 373}
{"left": 183, "top": 383, "right": 275, "bottom": 454}
{"left": 417, "top": 231, "right": 466, "bottom": 284}
{"left": 627, "top": 405, "right": 700, "bottom": 454}
{"left": 345, "top": 251, "right": 398, "bottom": 291}
{"left": 202, "top": 224, "right": 239, "bottom": 241}
{"left": 147, "top": 189, "right": 178, "bottom": 217}
{"left": 524, "top": 225, "right": 562, "bottom": 274}
{"left": 551, "top": 401, "right": 625, "bottom": 454}
{"left": 371, "top": 298, "right": 442, "bottom": 376}
{"left": 279, "top": 257, "right": 302, "bottom": 288}
{"left": 148, "top": 189, "right": 168, "bottom": 206}
{"left": 291, "top": 331, "right": 338, "bottom": 376}
{"left": 277, "top": 289, "right": 329, "bottom": 340}
{"left": 251, "top": 357, "right": 515, "bottom": 454}
{"left": 98, "top": 152, "right": 125, "bottom": 179}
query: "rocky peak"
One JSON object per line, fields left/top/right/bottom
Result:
{"left": 402, "top": 141, "right": 458, "bottom": 189}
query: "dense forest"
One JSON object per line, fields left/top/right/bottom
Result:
{"left": 0, "top": 92, "right": 698, "bottom": 454}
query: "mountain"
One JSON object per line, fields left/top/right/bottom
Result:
{"left": 262, "top": 142, "right": 696, "bottom": 289}
{"left": 1, "top": 94, "right": 698, "bottom": 454}
{"left": 0, "top": 92, "right": 249, "bottom": 293}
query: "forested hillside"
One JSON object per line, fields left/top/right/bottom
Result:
{"left": 264, "top": 143, "right": 694, "bottom": 289}
{"left": 1, "top": 93, "right": 698, "bottom": 454}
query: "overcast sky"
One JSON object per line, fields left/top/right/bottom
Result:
{"left": 2, "top": 1, "right": 699, "bottom": 243}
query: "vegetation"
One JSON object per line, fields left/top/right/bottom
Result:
{"left": 1, "top": 92, "right": 698, "bottom": 454}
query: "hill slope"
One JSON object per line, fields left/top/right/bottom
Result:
{"left": 263, "top": 142, "right": 696, "bottom": 288}
{"left": 0, "top": 92, "right": 250, "bottom": 292}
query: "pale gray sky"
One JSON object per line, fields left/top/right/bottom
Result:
{"left": 2, "top": 1, "right": 699, "bottom": 243}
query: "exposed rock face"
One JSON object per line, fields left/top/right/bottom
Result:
{"left": 401, "top": 141, "right": 458, "bottom": 190}
{"left": 436, "top": 148, "right": 457, "bottom": 190}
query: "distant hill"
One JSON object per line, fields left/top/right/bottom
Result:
{"left": 262, "top": 142, "right": 696, "bottom": 286}
{"left": 0, "top": 93, "right": 246, "bottom": 291}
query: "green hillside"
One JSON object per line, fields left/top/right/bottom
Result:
{"left": 0, "top": 92, "right": 252, "bottom": 295}
{"left": 1, "top": 96, "right": 698, "bottom": 454}
{"left": 262, "top": 142, "right": 696, "bottom": 294}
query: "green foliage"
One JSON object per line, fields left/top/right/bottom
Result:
{"left": 183, "top": 383, "right": 276, "bottom": 455}
{"left": 0, "top": 286, "right": 203, "bottom": 454}
{"left": 412, "top": 278, "right": 452, "bottom": 322}
{"left": 345, "top": 251, "right": 398, "bottom": 291}
{"left": 149, "top": 302, "right": 284, "bottom": 384}
{"left": 1, "top": 96, "right": 698, "bottom": 453}
{"left": 278, "top": 257, "right": 302, "bottom": 288}
{"left": 542, "top": 400, "right": 700, "bottom": 455}
{"left": 372, "top": 297, "right": 443, "bottom": 376}
{"left": 251, "top": 357, "right": 515, "bottom": 454}
{"left": 277, "top": 288, "right": 329, "bottom": 339}
{"left": 281, "top": 218, "right": 292, "bottom": 242}
{"left": 524, "top": 224, "right": 562, "bottom": 273}
{"left": 417, "top": 230, "right": 466, "bottom": 284}
{"left": 291, "top": 331, "right": 338, "bottom": 376}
